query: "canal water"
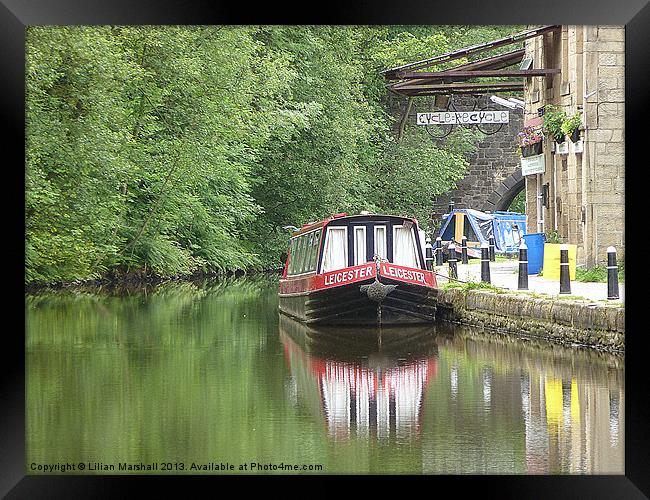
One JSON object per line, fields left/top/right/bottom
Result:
{"left": 26, "top": 275, "right": 624, "bottom": 474}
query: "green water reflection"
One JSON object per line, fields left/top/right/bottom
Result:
{"left": 26, "top": 276, "right": 624, "bottom": 474}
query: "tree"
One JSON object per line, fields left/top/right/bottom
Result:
{"left": 25, "top": 25, "right": 524, "bottom": 283}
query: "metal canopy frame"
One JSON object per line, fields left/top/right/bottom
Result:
{"left": 383, "top": 25, "right": 561, "bottom": 97}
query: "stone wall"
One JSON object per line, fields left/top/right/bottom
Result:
{"left": 436, "top": 287, "right": 624, "bottom": 351}
{"left": 431, "top": 95, "right": 524, "bottom": 227}
{"left": 386, "top": 93, "right": 525, "bottom": 232}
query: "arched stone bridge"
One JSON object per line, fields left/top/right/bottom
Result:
{"left": 430, "top": 102, "right": 525, "bottom": 227}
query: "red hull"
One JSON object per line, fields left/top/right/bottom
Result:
{"left": 279, "top": 262, "right": 437, "bottom": 295}
{"left": 279, "top": 263, "right": 438, "bottom": 325}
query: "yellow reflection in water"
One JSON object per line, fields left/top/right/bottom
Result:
{"left": 544, "top": 378, "right": 564, "bottom": 432}
{"left": 571, "top": 379, "right": 580, "bottom": 425}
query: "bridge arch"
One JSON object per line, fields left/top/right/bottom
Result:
{"left": 429, "top": 96, "right": 525, "bottom": 224}
{"left": 485, "top": 170, "right": 525, "bottom": 212}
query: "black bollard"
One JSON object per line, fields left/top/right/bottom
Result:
{"left": 559, "top": 244, "right": 571, "bottom": 294}
{"left": 461, "top": 235, "right": 468, "bottom": 264}
{"left": 489, "top": 235, "right": 496, "bottom": 262}
{"left": 448, "top": 243, "right": 458, "bottom": 280}
{"left": 449, "top": 201, "right": 455, "bottom": 213}
{"left": 518, "top": 241, "right": 528, "bottom": 290}
{"left": 425, "top": 238, "right": 433, "bottom": 271}
{"left": 607, "top": 246, "right": 619, "bottom": 300}
{"left": 481, "top": 243, "right": 491, "bottom": 283}
{"left": 435, "top": 236, "right": 443, "bottom": 266}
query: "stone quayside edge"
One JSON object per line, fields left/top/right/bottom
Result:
{"left": 435, "top": 288, "right": 624, "bottom": 352}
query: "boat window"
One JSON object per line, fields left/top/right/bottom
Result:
{"left": 353, "top": 226, "right": 366, "bottom": 266}
{"left": 288, "top": 237, "right": 299, "bottom": 275}
{"left": 464, "top": 216, "right": 479, "bottom": 242}
{"left": 374, "top": 226, "right": 387, "bottom": 260}
{"left": 292, "top": 236, "right": 301, "bottom": 274}
{"left": 296, "top": 236, "right": 306, "bottom": 274}
{"left": 299, "top": 234, "right": 310, "bottom": 273}
{"left": 304, "top": 233, "right": 313, "bottom": 273}
{"left": 393, "top": 225, "right": 419, "bottom": 268}
{"left": 321, "top": 227, "right": 348, "bottom": 273}
{"left": 308, "top": 229, "right": 321, "bottom": 272}
{"left": 287, "top": 230, "right": 322, "bottom": 275}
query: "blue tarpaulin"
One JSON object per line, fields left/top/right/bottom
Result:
{"left": 437, "top": 209, "right": 526, "bottom": 255}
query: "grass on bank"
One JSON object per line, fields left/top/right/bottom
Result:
{"left": 440, "top": 280, "right": 508, "bottom": 294}
{"left": 441, "top": 279, "right": 581, "bottom": 299}
{"left": 575, "top": 264, "right": 625, "bottom": 283}
{"left": 536, "top": 264, "right": 624, "bottom": 283}
{"left": 439, "top": 279, "right": 623, "bottom": 306}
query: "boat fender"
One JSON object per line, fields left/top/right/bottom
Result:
{"left": 360, "top": 277, "right": 397, "bottom": 303}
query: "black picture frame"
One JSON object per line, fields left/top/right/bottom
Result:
{"left": 4, "top": 1, "right": 648, "bottom": 497}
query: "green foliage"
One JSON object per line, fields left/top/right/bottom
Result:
{"left": 26, "top": 26, "right": 519, "bottom": 283}
{"left": 543, "top": 105, "right": 567, "bottom": 142}
{"left": 508, "top": 190, "right": 526, "bottom": 214}
{"left": 545, "top": 230, "right": 562, "bottom": 244}
{"left": 369, "top": 30, "right": 451, "bottom": 69}
{"left": 370, "top": 127, "right": 471, "bottom": 230}
{"left": 561, "top": 112, "right": 582, "bottom": 137}
{"left": 26, "top": 26, "right": 277, "bottom": 281}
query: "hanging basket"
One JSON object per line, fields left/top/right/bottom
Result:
{"left": 555, "top": 135, "right": 566, "bottom": 145}
{"left": 521, "top": 141, "right": 543, "bottom": 158}
{"left": 569, "top": 128, "right": 581, "bottom": 143}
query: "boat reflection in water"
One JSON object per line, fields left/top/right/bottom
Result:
{"left": 280, "top": 315, "right": 623, "bottom": 473}
{"left": 279, "top": 314, "right": 438, "bottom": 441}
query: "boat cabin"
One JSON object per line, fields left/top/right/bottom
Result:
{"left": 279, "top": 213, "right": 437, "bottom": 325}
{"left": 283, "top": 213, "right": 427, "bottom": 277}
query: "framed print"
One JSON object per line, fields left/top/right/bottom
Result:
{"left": 4, "top": 0, "right": 649, "bottom": 497}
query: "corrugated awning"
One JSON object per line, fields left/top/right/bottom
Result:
{"left": 383, "top": 25, "right": 561, "bottom": 97}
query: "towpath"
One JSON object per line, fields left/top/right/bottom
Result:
{"left": 434, "top": 260, "right": 625, "bottom": 303}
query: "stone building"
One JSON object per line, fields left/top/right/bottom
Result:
{"left": 522, "top": 26, "right": 625, "bottom": 266}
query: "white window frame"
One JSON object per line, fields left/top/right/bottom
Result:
{"left": 392, "top": 224, "right": 419, "bottom": 268}
{"left": 353, "top": 226, "right": 367, "bottom": 266}
{"left": 374, "top": 225, "right": 387, "bottom": 260}
{"left": 319, "top": 226, "right": 348, "bottom": 274}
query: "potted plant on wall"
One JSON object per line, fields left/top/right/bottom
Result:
{"left": 543, "top": 105, "right": 568, "bottom": 144}
{"left": 517, "top": 126, "right": 543, "bottom": 157}
{"left": 561, "top": 112, "right": 582, "bottom": 142}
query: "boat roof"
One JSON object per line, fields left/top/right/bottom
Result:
{"left": 289, "top": 213, "right": 419, "bottom": 238}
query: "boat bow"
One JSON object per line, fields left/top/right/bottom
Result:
{"left": 360, "top": 258, "right": 398, "bottom": 303}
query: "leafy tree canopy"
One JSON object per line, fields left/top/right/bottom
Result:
{"left": 26, "top": 25, "right": 522, "bottom": 283}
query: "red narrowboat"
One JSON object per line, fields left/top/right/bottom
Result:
{"left": 279, "top": 213, "right": 438, "bottom": 325}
